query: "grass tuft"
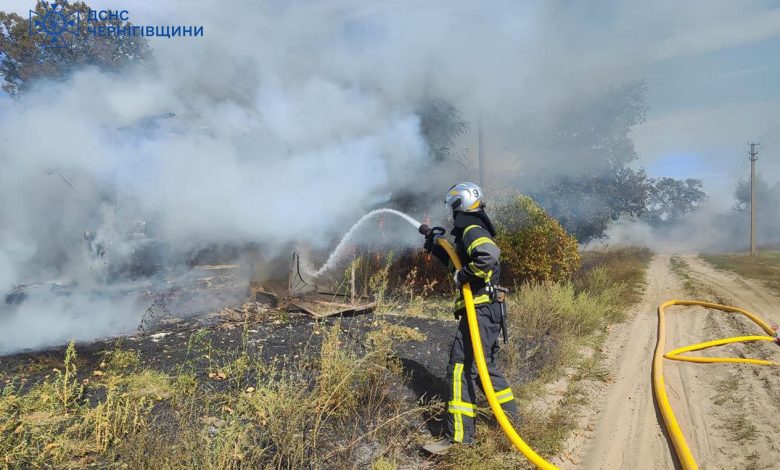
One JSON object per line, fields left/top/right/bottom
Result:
{"left": 1, "top": 247, "right": 652, "bottom": 468}
{"left": 700, "top": 251, "right": 780, "bottom": 295}
{"left": 442, "top": 246, "right": 652, "bottom": 466}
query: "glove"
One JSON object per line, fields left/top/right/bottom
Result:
{"left": 453, "top": 269, "right": 463, "bottom": 289}
{"left": 423, "top": 234, "right": 435, "bottom": 253}
{"left": 424, "top": 233, "right": 444, "bottom": 253}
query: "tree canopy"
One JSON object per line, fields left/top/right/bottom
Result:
{"left": 532, "top": 167, "right": 651, "bottom": 242}
{"left": 642, "top": 177, "right": 706, "bottom": 227}
{"left": 530, "top": 81, "right": 652, "bottom": 242}
{"left": 0, "top": 1, "right": 150, "bottom": 95}
{"left": 734, "top": 176, "right": 775, "bottom": 212}
{"left": 418, "top": 98, "right": 470, "bottom": 163}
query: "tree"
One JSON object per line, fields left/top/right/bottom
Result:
{"left": 0, "top": 1, "right": 150, "bottom": 95}
{"left": 733, "top": 176, "right": 774, "bottom": 212}
{"left": 529, "top": 81, "right": 651, "bottom": 242}
{"left": 391, "top": 98, "right": 470, "bottom": 212}
{"left": 417, "top": 98, "right": 469, "bottom": 163}
{"left": 492, "top": 192, "right": 581, "bottom": 285}
{"left": 532, "top": 167, "right": 650, "bottom": 242}
{"left": 729, "top": 176, "right": 780, "bottom": 246}
{"left": 643, "top": 177, "right": 706, "bottom": 227}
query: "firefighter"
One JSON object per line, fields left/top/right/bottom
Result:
{"left": 422, "top": 182, "right": 518, "bottom": 455}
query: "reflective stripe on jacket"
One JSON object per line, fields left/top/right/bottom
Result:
{"left": 453, "top": 223, "right": 500, "bottom": 309}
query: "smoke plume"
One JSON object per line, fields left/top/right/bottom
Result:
{"left": 2, "top": 0, "right": 778, "bottom": 353}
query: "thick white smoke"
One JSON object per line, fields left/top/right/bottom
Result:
{"left": 0, "top": 2, "right": 446, "bottom": 353}
{"left": 1, "top": 0, "right": 777, "bottom": 353}
{"left": 598, "top": 203, "right": 728, "bottom": 254}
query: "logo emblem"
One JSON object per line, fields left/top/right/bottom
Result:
{"left": 29, "top": 2, "right": 80, "bottom": 48}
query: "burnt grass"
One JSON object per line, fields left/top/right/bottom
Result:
{"left": 0, "top": 248, "right": 646, "bottom": 468}
{"left": 0, "top": 306, "right": 551, "bottom": 422}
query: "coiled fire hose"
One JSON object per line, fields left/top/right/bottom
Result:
{"left": 418, "top": 223, "right": 779, "bottom": 470}
{"left": 422, "top": 225, "right": 558, "bottom": 470}
{"left": 654, "top": 300, "right": 780, "bottom": 470}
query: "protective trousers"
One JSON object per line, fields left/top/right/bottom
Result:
{"left": 446, "top": 301, "right": 518, "bottom": 444}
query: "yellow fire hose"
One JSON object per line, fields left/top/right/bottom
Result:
{"left": 436, "top": 238, "right": 559, "bottom": 470}
{"left": 430, "top": 229, "right": 779, "bottom": 469}
{"left": 654, "top": 300, "right": 780, "bottom": 470}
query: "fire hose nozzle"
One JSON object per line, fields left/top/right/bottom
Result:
{"left": 419, "top": 224, "right": 446, "bottom": 237}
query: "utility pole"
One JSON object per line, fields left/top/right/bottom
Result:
{"left": 478, "top": 116, "right": 485, "bottom": 187}
{"left": 749, "top": 142, "right": 759, "bottom": 256}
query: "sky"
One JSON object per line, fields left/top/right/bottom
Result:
{"left": 1, "top": 0, "right": 779, "bottom": 352}
{"left": 634, "top": 31, "right": 780, "bottom": 206}
{"left": 2, "top": 1, "right": 780, "bottom": 211}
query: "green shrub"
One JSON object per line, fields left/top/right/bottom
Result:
{"left": 492, "top": 192, "right": 581, "bottom": 285}
{"left": 334, "top": 193, "right": 579, "bottom": 298}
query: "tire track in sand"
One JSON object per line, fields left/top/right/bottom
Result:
{"left": 574, "top": 256, "right": 680, "bottom": 470}
{"left": 562, "top": 255, "right": 780, "bottom": 469}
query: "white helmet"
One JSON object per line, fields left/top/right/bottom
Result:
{"left": 445, "top": 182, "right": 484, "bottom": 213}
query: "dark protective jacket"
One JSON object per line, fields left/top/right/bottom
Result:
{"left": 431, "top": 210, "right": 501, "bottom": 311}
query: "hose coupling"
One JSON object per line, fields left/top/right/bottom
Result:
{"left": 418, "top": 224, "right": 446, "bottom": 238}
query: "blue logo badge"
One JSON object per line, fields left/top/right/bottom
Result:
{"left": 29, "top": 2, "right": 80, "bottom": 48}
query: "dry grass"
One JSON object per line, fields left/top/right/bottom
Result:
{"left": 670, "top": 255, "right": 731, "bottom": 304}
{"left": 575, "top": 246, "right": 653, "bottom": 304}
{"left": 1, "top": 247, "right": 652, "bottom": 469}
{"left": 358, "top": 251, "right": 454, "bottom": 320}
{"left": 439, "top": 246, "right": 653, "bottom": 467}
{"left": 700, "top": 251, "right": 780, "bottom": 295}
{"left": 366, "top": 321, "right": 427, "bottom": 344}
{"left": 1, "top": 323, "right": 436, "bottom": 469}
{"left": 502, "top": 246, "right": 651, "bottom": 376}
{"left": 440, "top": 380, "right": 588, "bottom": 470}
{"left": 85, "top": 370, "right": 173, "bottom": 452}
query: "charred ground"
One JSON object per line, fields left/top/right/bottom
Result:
{"left": 0, "top": 246, "right": 649, "bottom": 469}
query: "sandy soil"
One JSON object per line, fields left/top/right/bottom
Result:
{"left": 560, "top": 255, "right": 780, "bottom": 470}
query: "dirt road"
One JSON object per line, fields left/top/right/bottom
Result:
{"left": 562, "top": 255, "right": 780, "bottom": 470}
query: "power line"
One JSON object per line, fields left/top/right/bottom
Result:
{"left": 726, "top": 151, "right": 749, "bottom": 190}
{"left": 727, "top": 153, "right": 746, "bottom": 180}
